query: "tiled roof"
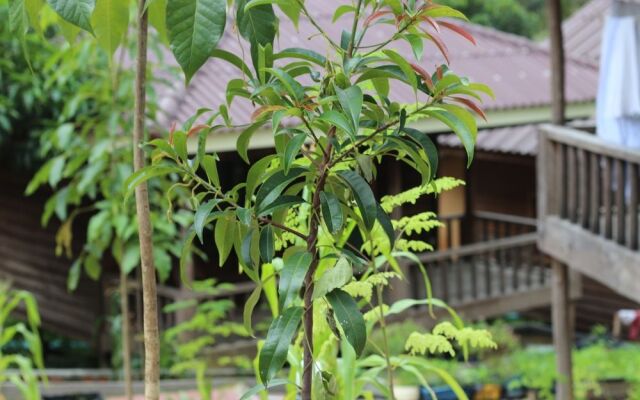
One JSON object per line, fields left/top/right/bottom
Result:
{"left": 157, "top": 1, "right": 599, "bottom": 128}
{"left": 438, "top": 124, "right": 540, "bottom": 156}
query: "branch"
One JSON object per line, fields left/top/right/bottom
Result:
{"left": 258, "top": 217, "right": 308, "bottom": 241}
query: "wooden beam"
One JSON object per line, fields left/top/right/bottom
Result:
{"left": 552, "top": 261, "right": 574, "bottom": 400}
{"left": 548, "top": 0, "right": 566, "bottom": 125}
{"left": 539, "top": 216, "right": 640, "bottom": 304}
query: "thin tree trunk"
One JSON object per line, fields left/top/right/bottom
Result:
{"left": 302, "top": 130, "right": 334, "bottom": 400}
{"left": 119, "top": 269, "right": 133, "bottom": 400}
{"left": 548, "top": 0, "right": 566, "bottom": 125}
{"left": 132, "top": 2, "right": 160, "bottom": 399}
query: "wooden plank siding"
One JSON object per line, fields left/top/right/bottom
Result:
{"left": 0, "top": 172, "right": 106, "bottom": 341}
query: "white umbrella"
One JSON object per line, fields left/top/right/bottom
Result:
{"left": 597, "top": 0, "right": 640, "bottom": 149}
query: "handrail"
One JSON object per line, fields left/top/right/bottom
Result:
{"left": 418, "top": 232, "right": 539, "bottom": 263}
{"left": 472, "top": 210, "right": 537, "bottom": 227}
{"left": 541, "top": 124, "right": 640, "bottom": 164}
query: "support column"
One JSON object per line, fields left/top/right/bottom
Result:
{"left": 552, "top": 260, "right": 574, "bottom": 400}
{"left": 548, "top": 0, "right": 566, "bottom": 125}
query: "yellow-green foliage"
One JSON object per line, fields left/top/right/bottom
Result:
{"left": 405, "top": 321, "right": 497, "bottom": 358}
{"left": 380, "top": 177, "right": 465, "bottom": 213}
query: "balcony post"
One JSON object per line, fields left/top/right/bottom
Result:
{"left": 548, "top": 0, "right": 566, "bottom": 125}
{"left": 552, "top": 260, "right": 574, "bottom": 400}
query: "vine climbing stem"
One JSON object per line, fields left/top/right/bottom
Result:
{"left": 132, "top": 2, "right": 160, "bottom": 399}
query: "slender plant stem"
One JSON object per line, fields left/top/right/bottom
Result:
{"left": 132, "top": 2, "right": 160, "bottom": 399}
{"left": 301, "top": 127, "right": 335, "bottom": 400}
{"left": 346, "top": 0, "right": 364, "bottom": 58}
{"left": 376, "top": 285, "right": 396, "bottom": 400}
{"left": 119, "top": 268, "right": 133, "bottom": 400}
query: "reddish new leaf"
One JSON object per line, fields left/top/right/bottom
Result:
{"left": 439, "top": 21, "right": 476, "bottom": 45}
{"left": 410, "top": 63, "right": 434, "bottom": 91}
{"left": 423, "top": 30, "right": 450, "bottom": 64}
{"left": 251, "top": 105, "right": 287, "bottom": 121}
{"left": 421, "top": 16, "right": 440, "bottom": 32}
{"left": 364, "top": 10, "right": 393, "bottom": 26}
{"left": 451, "top": 96, "right": 487, "bottom": 121}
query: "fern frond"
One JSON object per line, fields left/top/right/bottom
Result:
{"left": 380, "top": 177, "right": 465, "bottom": 212}
{"left": 405, "top": 332, "right": 455, "bottom": 356}
{"left": 395, "top": 239, "right": 434, "bottom": 252}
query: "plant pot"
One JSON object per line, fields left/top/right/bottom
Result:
{"left": 393, "top": 385, "right": 421, "bottom": 400}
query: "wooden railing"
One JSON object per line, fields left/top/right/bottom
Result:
{"left": 415, "top": 232, "right": 550, "bottom": 306}
{"left": 538, "top": 125, "right": 640, "bottom": 251}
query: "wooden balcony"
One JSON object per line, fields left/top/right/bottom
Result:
{"left": 537, "top": 125, "right": 640, "bottom": 303}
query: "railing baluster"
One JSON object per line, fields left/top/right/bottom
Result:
{"left": 615, "top": 159, "right": 626, "bottom": 245}
{"left": 578, "top": 149, "right": 589, "bottom": 228}
{"left": 589, "top": 152, "right": 600, "bottom": 234}
{"left": 455, "top": 258, "right": 463, "bottom": 302}
{"left": 567, "top": 146, "right": 578, "bottom": 222}
{"left": 440, "top": 260, "right": 449, "bottom": 302}
{"left": 470, "top": 254, "right": 478, "bottom": 299}
{"left": 484, "top": 250, "right": 492, "bottom": 298}
{"left": 557, "top": 143, "right": 567, "bottom": 218}
{"left": 629, "top": 163, "right": 639, "bottom": 250}
{"left": 603, "top": 156, "right": 613, "bottom": 239}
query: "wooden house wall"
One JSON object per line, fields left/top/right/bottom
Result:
{"left": 0, "top": 172, "right": 105, "bottom": 341}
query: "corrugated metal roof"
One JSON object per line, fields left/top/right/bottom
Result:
{"left": 157, "top": 1, "right": 599, "bottom": 129}
{"left": 558, "top": 0, "right": 611, "bottom": 65}
{"left": 438, "top": 124, "right": 540, "bottom": 156}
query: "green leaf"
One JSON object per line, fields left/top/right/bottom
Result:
{"left": 403, "top": 127, "right": 438, "bottom": 180}
{"left": 67, "top": 259, "right": 81, "bottom": 292}
{"left": 237, "top": 122, "right": 264, "bottom": 163}
{"left": 386, "top": 298, "right": 463, "bottom": 328}
{"left": 259, "top": 306, "right": 303, "bottom": 384}
{"left": 383, "top": 49, "right": 418, "bottom": 93}
{"left": 257, "top": 195, "right": 304, "bottom": 217}
{"left": 275, "top": 48, "right": 327, "bottom": 66}
{"left": 338, "top": 170, "right": 377, "bottom": 231}
{"left": 180, "top": 229, "right": 196, "bottom": 287}
{"left": 376, "top": 205, "right": 395, "bottom": 247}
{"left": 236, "top": 0, "right": 276, "bottom": 46}
{"left": 255, "top": 167, "right": 305, "bottom": 212}
{"left": 194, "top": 199, "right": 220, "bottom": 243}
{"left": 239, "top": 379, "right": 291, "bottom": 400}
{"left": 201, "top": 154, "right": 221, "bottom": 187}
{"left": 47, "top": 0, "right": 95, "bottom": 33}
{"left": 282, "top": 132, "right": 306, "bottom": 174}
{"left": 84, "top": 255, "right": 101, "bottom": 280}
{"left": 91, "top": 0, "right": 128, "bottom": 56}
{"left": 326, "top": 288, "right": 366, "bottom": 356}
{"left": 313, "top": 257, "right": 352, "bottom": 300}
{"left": 320, "top": 191, "right": 343, "bottom": 234}
{"left": 9, "top": 0, "right": 27, "bottom": 38}
{"left": 245, "top": 154, "right": 277, "bottom": 200}
{"left": 214, "top": 213, "right": 237, "bottom": 266}
{"left": 259, "top": 225, "right": 275, "bottom": 262}
{"left": 148, "top": 0, "right": 167, "bottom": 43}
{"left": 124, "top": 165, "right": 179, "bottom": 201}
{"left": 266, "top": 68, "right": 305, "bottom": 102}
{"left": 121, "top": 244, "right": 140, "bottom": 275}
{"left": 211, "top": 48, "right": 254, "bottom": 79}
{"left": 278, "top": 250, "right": 311, "bottom": 310}
{"left": 317, "top": 110, "right": 354, "bottom": 138}
{"left": 403, "top": 33, "right": 424, "bottom": 60}
{"left": 426, "top": 106, "right": 476, "bottom": 166}
{"left": 167, "top": 0, "right": 226, "bottom": 82}
{"left": 243, "top": 284, "right": 261, "bottom": 337}
{"left": 336, "top": 85, "right": 363, "bottom": 133}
